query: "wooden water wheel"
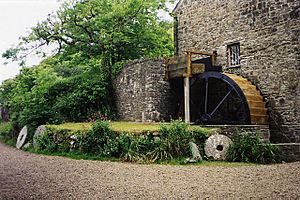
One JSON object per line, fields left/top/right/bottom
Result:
{"left": 190, "top": 72, "right": 268, "bottom": 125}
{"left": 225, "top": 73, "right": 268, "bottom": 124}
{"left": 166, "top": 51, "right": 268, "bottom": 125}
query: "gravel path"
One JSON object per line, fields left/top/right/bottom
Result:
{"left": 0, "top": 142, "right": 299, "bottom": 199}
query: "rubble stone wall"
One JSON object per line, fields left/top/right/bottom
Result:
{"left": 114, "top": 58, "right": 176, "bottom": 122}
{"left": 175, "top": 0, "right": 300, "bottom": 143}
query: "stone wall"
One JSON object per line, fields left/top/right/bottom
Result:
{"left": 202, "top": 125, "right": 271, "bottom": 142}
{"left": 274, "top": 143, "right": 300, "bottom": 162}
{"left": 114, "top": 58, "right": 176, "bottom": 122}
{"left": 174, "top": 0, "right": 300, "bottom": 143}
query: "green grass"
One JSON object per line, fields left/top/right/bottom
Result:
{"left": 26, "top": 149, "right": 255, "bottom": 167}
{"left": 48, "top": 122, "right": 93, "bottom": 131}
{"left": 27, "top": 149, "right": 120, "bottom": 161}
{"left": 47, "top": 121, "right": 214, "bottom": 134}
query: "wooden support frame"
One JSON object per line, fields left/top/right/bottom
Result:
{"left": 184, "top": 51, "right": 191, "bottom": 123}
{"left": 184, "top": 76, "right": 190, "bottom": 123}
{"left": 166, "top": 50, "right": 218, "bottom": 124}
{"left": 183, "top": 50, "right": 217, "bottom": 124}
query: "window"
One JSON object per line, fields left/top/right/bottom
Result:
{"left": 227, "top": 43, "right": 240, "bottom": 67}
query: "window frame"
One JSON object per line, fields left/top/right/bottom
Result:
{"left": 227, "top": 43, "right": 241, "bottom": 68}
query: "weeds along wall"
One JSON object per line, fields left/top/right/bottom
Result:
{"left": 114, "top": 58, "right": 176, "bottom": 122}
{"left": 174, "top": 0, "right": 300, "bottom": 143}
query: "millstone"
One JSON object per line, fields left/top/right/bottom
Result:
{"left": 16, "top": 126, "right": 28, "bottom": 149}
{"left": 204, "top": 134, "right": 232, "bottom": 161}
{"left": 33, "top": 125, "right": 47, "bottom": 148}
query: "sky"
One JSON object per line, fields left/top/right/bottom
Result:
{"left": 0, "top": 0, "right": 62, "bottom": 84}
{"left": 0, "top": 0, "right": 177, "bottom": 84}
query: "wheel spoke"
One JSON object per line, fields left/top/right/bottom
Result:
{"left": 204, "top": 77, "right": 208, "bottom": 114}
{"left": 210, "top": 88, "right": 233, "bottom": 117}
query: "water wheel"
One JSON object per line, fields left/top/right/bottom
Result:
{"left": 190, "top": 72, "right": 268, "bottom": 125}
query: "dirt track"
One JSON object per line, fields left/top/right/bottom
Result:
{"left": 0, "top": 142, "right": 299, "bottom": 199}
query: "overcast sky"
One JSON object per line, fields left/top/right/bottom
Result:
{"left": 0, "top": 0, "right": 176, "bottom": 84}
{"left": 0, "top": 0, "right": 62, "bottom": 83}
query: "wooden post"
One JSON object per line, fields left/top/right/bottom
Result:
{"left": 184, "top": 76, "right": 190, "bottom": 123}
{"left": 184, "top": 51, "right": 191, "bottom": 124}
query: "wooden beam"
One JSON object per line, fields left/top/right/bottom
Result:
{"left": 166, "top": 55, "right": 187, "bottom": 79}
{"left": 185, "top": 50, "right": 214, "bottom": 56}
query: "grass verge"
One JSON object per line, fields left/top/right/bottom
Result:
{"left": 47, "top": 121, "right": 214, "bottom": 134}
{"left": 26, "top": 149, "right": 256, "bottom": 167}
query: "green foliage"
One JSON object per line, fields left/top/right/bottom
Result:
{"left": 226, "top": 134, "right": 282, "bottom": 164}
{"left": 0, "top": 122, "right": 15, "bottom": 146}
{"left": 117, "top": 133, "right": 150, "bottom": 162}
{"left": 35, "top": 128, "right": 74, "bottom": 152}
{"left": 0, "top": 0, "right": 174, "bottom": 138}
{"left": 33, "top": 120, "right": 209, "bottom": 163}
{"left": 35, "top": 131, "right": 57, "bottom": 152}
{"left": 0, "top": 58, "right": 115, "bottom": 139}
{"left": 0, "top": 122, "right": 13, "bottom": 137}
{"left": 76, "top": 120, "right": 118, "bottom": 156}
{"left": 148, "top": 120, "right": 200, "bottom": 161}
{"left": 2, "top": 0, "right": 174, "bottom": 71}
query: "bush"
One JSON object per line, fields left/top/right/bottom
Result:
{"left": 35, "top": 128, "right": 73, "bottom": 152}
{"left": 76, "top": 120, "right": 118, "bottom": 156}
{"left": 226, "top": 133, "right": 282, "bottom": 164}
{"left": 0, "top": 122, "right": 13, "bottom": 138}
{"left": 118, "top": 133, "right": 152, "bottom": 162}
{"left": 148, "top": 120, "right": 198, "bottom": 162}
{"left": 33, "top": 120, "right": 209, "bottom": 163}
{"left": 0, "top": 122, "right": 14, "bottom": 145}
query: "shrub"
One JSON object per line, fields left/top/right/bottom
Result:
{"left": 35, "top": 130, "right": 57, "bottom": 152}
{"left": 117, "top": 133, "right": 152, "bottom": 162}
{"left": 0, "top": 122, "right": 14, "bottom": 145}
{"left": 32, "top": 120, "right": 210, "bottom": 163}
{"left": 148, "top": 120, "right": 196, "bottom": 162}
{"left": 226, "top": 133, "right": 282, "bottom": 164}
{"left": 0, "top": 122, "right": 13, "bottom": 138}
{"left": 35, "top": 128, "right": 73, "bottom": 152}
{"left": 76, "top": 120, "right": 118, "bottom": 156}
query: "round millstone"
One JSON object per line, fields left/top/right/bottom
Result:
{"left": 204, "top": 134, "right": 232, "bottom": 161}
{"left": 33, "top": 125, "right": 47, "bottom": 148}
{"left": 16, "top": 126, "right": 28, "bottom": 149}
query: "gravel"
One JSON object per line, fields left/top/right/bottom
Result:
{"left": 0, "top": 142, "right": 299, "bottom": 199}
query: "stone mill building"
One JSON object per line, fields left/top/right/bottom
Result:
{"left": 115, "top": 0, "right": 300, "bottom": 160}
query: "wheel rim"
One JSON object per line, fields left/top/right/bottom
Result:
{"left": 190, "top": 72, "right": 251, "bottom": 124}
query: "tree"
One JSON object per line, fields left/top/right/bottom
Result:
{"left": 0, "top": 0, "right": 174, "bottom": 134}
{"left": 3, "top": 0, "right": 174, "bottom": 77}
